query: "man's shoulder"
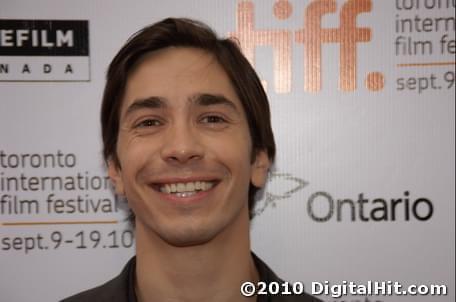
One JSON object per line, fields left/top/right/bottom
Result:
{"left": 253, "top": 253, "right": 323, "bottom": 302}
{"left": 60, "top": 280, "right": 121, "bottom": 302}
{"left": 60, "top": 257, "right": 134, "bottom": 302}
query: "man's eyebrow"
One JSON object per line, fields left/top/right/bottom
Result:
{"left": 124, "top": 96, "right": 166, "bottom": 117}
{"left": 193, "top": 93, "right": 240, "bottom": 113}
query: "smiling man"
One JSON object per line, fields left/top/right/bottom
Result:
{"left": 62, "top": 18, "right": 320, "bottom": 302}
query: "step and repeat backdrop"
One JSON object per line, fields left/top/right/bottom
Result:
{"left": 1, "top": 0, "right": 454, "bottom": 301}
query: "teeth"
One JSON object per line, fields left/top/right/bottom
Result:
{"left": 177, "top": 183, "right": 186, "bottom": 192}
{"left": 159, "top": 181, "right": 215, "bottom": 194}
{"left": 175, "top": 191, "right": 197, "bottom": 198}
{"left": 186, "top": 182, "right": 195, "bottom": 191}
{"left": 160, "top": 186, "right": 170, "bottom": 193}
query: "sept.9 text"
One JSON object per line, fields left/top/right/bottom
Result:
{"left": 1, "top": 229, "right": 134, "bottom": 254}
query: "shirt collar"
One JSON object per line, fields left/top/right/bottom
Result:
{"left": 127, "top": 252, "right": 278, "bottom": 302}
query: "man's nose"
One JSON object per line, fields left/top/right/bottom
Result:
{"left": 160, "top": 122, "right": 204, "bottom": 164}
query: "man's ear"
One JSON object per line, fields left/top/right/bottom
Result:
{"left": 251, "top": 150, "right": 270, "bottom": 188}
{"left": 108, "top": 159, "right": 125, "bottom": 196}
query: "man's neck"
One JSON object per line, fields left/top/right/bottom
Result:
{"left": 134, "top": 208, "right": 259, "bottom": 302}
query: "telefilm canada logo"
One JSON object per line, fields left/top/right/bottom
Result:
{"left": 255, "top": 172, "right": 434, "bottom": 222}
{"left": 0, "top": 19, "right": 90, "bottom": 81}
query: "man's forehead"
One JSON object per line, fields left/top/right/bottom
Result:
{"left": 120, "top": 47, "right": 243, "bottom": 117}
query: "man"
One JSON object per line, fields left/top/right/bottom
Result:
{"left": 62, "top": 18, "right": 321, "bottom": 302}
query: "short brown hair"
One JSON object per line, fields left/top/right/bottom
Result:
{"left": 101, "top": 18, "right": 275, "bottom": 219}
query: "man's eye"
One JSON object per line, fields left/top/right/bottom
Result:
{"left": 201, "top": 115, "right": 226, "bottom": 123}
{"left": 136, "top": 119, "right": 162, "bottom": 128}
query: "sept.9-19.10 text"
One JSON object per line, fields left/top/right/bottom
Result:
{"left": 1, "top": 229, "right": 134, "bottom": 254}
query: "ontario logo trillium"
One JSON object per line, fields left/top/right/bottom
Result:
{"left": 253, "top": 172, "right": 308, "bottom": 216}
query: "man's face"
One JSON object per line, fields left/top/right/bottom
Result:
{"left": 109, "top": 47, "right": 269, "bottom": 247}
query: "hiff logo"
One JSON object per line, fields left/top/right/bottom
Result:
{"left": 230, "top": 0, "right": 385, "bottom": 93}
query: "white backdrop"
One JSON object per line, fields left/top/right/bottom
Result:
{"left": 1, "top": 1, "right": 454, "bottom": 301}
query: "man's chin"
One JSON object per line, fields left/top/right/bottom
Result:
{"left": 156, "top": 226, "right": 220, "bottom": 248}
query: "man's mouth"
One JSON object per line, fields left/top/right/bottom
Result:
{"left": 156, "top": 181, "right": 216, "bottom": 198}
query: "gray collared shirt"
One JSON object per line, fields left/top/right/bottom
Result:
{"left": 61, "top": 253, "right": 322, "bottom": 302}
